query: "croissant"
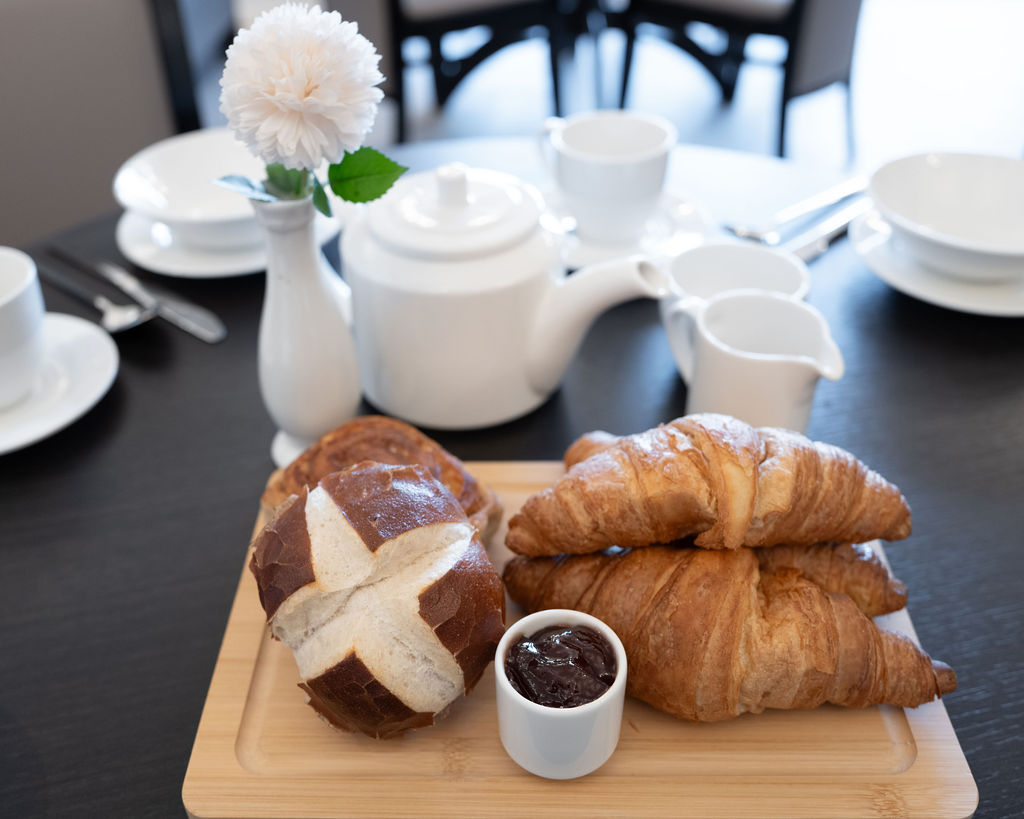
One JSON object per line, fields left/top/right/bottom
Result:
{"left": 506, "top": 414, "right": 911, "bottom": 555}
{"left": 503, "top": 546, "right": 954, "bottom": 722}
{"left": 756, "top": 541, "right": 907, "bottom": 618}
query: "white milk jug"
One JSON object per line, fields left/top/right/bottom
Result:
{"left": 662, "top": 288, "right": 843, "bottom": 432}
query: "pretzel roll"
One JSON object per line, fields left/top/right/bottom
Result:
{"left": 250, "top": 461, "right": 506, "bottom": 738}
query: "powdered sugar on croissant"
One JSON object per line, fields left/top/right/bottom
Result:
{"left": 506, "top": 414, "right": 911, "bottom": 555}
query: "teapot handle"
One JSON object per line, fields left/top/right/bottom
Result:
{"left": 662, "top": 295, "right": 703, "bottom": 384}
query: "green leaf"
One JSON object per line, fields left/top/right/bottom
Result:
{"left": 265, "top": 164, "right": 308, "bottom": 198}
{"left": 311, "top": 176, "right": 332, "bottom": 218}
{"left": 213, "top": 175, "right": 277, "bottom": 202}
{"left": 328, "top": 147, "right": 407, "bottom": 203}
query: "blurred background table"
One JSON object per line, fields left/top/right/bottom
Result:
{"left": 2, "top": 137, "right": 1020, "bottom": 817}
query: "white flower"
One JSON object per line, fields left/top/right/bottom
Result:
{"left": 219, "top": 3, "right": 384, "bottom": 171}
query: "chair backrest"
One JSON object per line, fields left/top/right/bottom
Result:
{"left": 0, "top": 0, "right": 186, "bottom": 246}
{"left": 329, "top": 1, "right": 397, "bottom": 97}
{"left": 786, "top": 0, "right": 863, "bottom": 99}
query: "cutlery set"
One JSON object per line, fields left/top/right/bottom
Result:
{"left": 35, "top": 264, "right": 157, "bottom": 334}
{"left": 723, "top": 176, "right": 867, "bottom": 245}
{"left": 724, "top": 177, "right": 870, "bottom": 262}
{"left": 36, "top": 247, "right": 226, "bottom": 343}
{"left": 781, "top": 196, "right": 874, "bottom": 262}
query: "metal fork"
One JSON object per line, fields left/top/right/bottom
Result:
{"left": 37, "top": 264, "right": 157, "bottom": 333}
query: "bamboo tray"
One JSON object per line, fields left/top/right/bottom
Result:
{"left": 183, "top": 461, "right": 978, "bottom": 818}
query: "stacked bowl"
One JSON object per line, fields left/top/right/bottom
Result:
{"left": 114, "top": 127, "right": 266, "bottom": 254}
{"left": 112, "top": 128, "right": 341, "bottom": 278}
{"left": 868, "top": 152, "right": 1024, "bottom": 283}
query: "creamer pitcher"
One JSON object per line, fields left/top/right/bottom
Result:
{"left": 662, "top": 288, "right": 843, "bottom": 432}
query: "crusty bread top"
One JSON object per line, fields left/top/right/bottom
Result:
{"left": 249, "top": 461, "right": 506, "bottom": 736}
{"left": 252, "top": 460, "right": 475, "bottom": 620}
{"left": 507, "top": 413, "right": 911, "bottom": 556}
{"left": 261, "top": 415, "right": 502, "bottom": 537}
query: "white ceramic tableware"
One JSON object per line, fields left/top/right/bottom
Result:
{"left": 0, "top": 313, "right": 119, "bottom": 455}
{"left": 0, "top": 247, "right": 46, "bottom": 409}
{"left": 662, "top": 240, "right": 810, "bottom": 301}
{"left": 851, "top": 210, "right": 1024, "bottom": 317}
{"left": 869, "top": 152, "right": 1024, "bottom": 282}
{"left": 116, "top": 208, "right": 341, "bottom": 279}
{"left": 663, "top": 289, "right": 843, "bottom": 432}
{"left": 549, "top": 190, "right": 709, "bottom": 269}
{"left": 113, "top": 127, "right": 265, "bottom": 251}
{"left": 540, "top": 110, "right": 677, "bottom": 245}
{"left": 340, "top": 163, "right": 671, "bottom": 430}
{"left": 495, "top": 609, "right": 627, "bottom": 780}
{"left": 255, "top": 198, "right": 361, "bottom": 469}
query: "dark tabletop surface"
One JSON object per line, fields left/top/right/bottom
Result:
{"left": 1, "top": 137, "right": 1019, "bottom": 818}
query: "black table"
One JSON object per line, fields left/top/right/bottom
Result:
{"left": 2, "top": 138, "right": 1019, "bottom": 817}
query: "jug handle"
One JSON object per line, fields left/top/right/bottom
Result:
{"left": 537, "top": 116, "right": 565, "bottom": 179}
{"left": 662, "top": 295, "right": 702, "bottom": 383}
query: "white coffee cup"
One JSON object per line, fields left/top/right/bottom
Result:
{"left": 541, "top": 110, "right": 677, "bottom": 245}
{"left": 0, "top": 247, "right": 46, "bottom": 409}
{"left": 662, "top": 289, "right": 844, "bottom": 432}
{"left": 495, "top": 608, "right": 627, "bottom": 780}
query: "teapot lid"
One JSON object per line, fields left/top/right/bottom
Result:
{"left": 365, "top": 163, "right": 543, "bottom": 260}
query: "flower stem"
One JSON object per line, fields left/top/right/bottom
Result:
{"left": 265, "top": 163, "right": 312, "bottom": 199}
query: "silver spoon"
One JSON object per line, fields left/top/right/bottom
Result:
{"left": 724, "top": 176, "right": 867, "bottom": 245}
{"left": 37, "top": 264, "right": 158, "bottom": 332}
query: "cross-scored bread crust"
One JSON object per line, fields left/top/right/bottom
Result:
{"left": 250, "top": 461, "right": 506, "bottom": 739}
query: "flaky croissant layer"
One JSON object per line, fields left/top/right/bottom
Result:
{"left": 506, "top": 414, "right": 912, "bottom": 556}
{"left": 503, "top": 546, "right": 955, "bottom": 722}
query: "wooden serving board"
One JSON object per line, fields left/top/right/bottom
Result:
{"left": 183, "top": 461, "right": 977, "bottom": 818}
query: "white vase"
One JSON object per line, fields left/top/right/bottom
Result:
{"left": 252, "top": 197, "right": 360, "bottom": 468}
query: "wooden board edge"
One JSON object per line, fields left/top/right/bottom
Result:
{"left": 181, "top": 461, "right": 980, "bottom": 819}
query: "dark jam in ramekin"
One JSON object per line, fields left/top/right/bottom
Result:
{"left": 504, "top": 624, "right": 617, "bottom": 708}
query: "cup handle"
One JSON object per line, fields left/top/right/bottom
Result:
{"left": 663, "top": 296, "right": 702, "bottom": 383}
{"left": 537, "top": 116, "right": 564, "bottom": 179}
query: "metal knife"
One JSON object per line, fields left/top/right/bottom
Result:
{"left": 48, "top": 246, "right": 227, "bottom": 344}
{"left": 782, "top": 197, "right": 874, "bottom": 263}
{"left": 724, "top": 176, "right": 868, "bottom": 245}
{"left": 95, "top": 260, "right": 227, "bottom": 344}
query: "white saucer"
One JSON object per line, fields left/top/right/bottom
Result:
{"left": 850, "top": 211, "right": 1024, "bottom": 317}
{"left": 116, "top": 209, "right": 343, "bottom": 278}
{"left": 543, "top": 191, "right": 710, "bottom": 269}
{"left": 0, "top": 313, "right": 119, "bottom": 455}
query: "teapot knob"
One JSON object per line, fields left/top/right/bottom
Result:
{"left": 436, "top": 163, "right": 469, "bottom": 207}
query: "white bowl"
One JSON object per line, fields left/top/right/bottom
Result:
{"left": 495, "top": 609, "right": 627, "bottom": 779}
{"left": 113, "top": 128, "right": 265, "bottom": 251}
{"left": 869, "top": 152, "right": 1024, "bottom": 282}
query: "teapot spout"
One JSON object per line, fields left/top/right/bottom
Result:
{"left": 527, "top": 256, "right": 671, "bottom": 395}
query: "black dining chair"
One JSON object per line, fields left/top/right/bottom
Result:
{"left": 605, "top": 0, "right": 862, "bottom": 157}
{"left": 385, "top": 0, "right": 582, "bottom": 142}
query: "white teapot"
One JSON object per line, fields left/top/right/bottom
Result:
{"left": 338, "top": 163, "right": 671, "bottom": 429}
